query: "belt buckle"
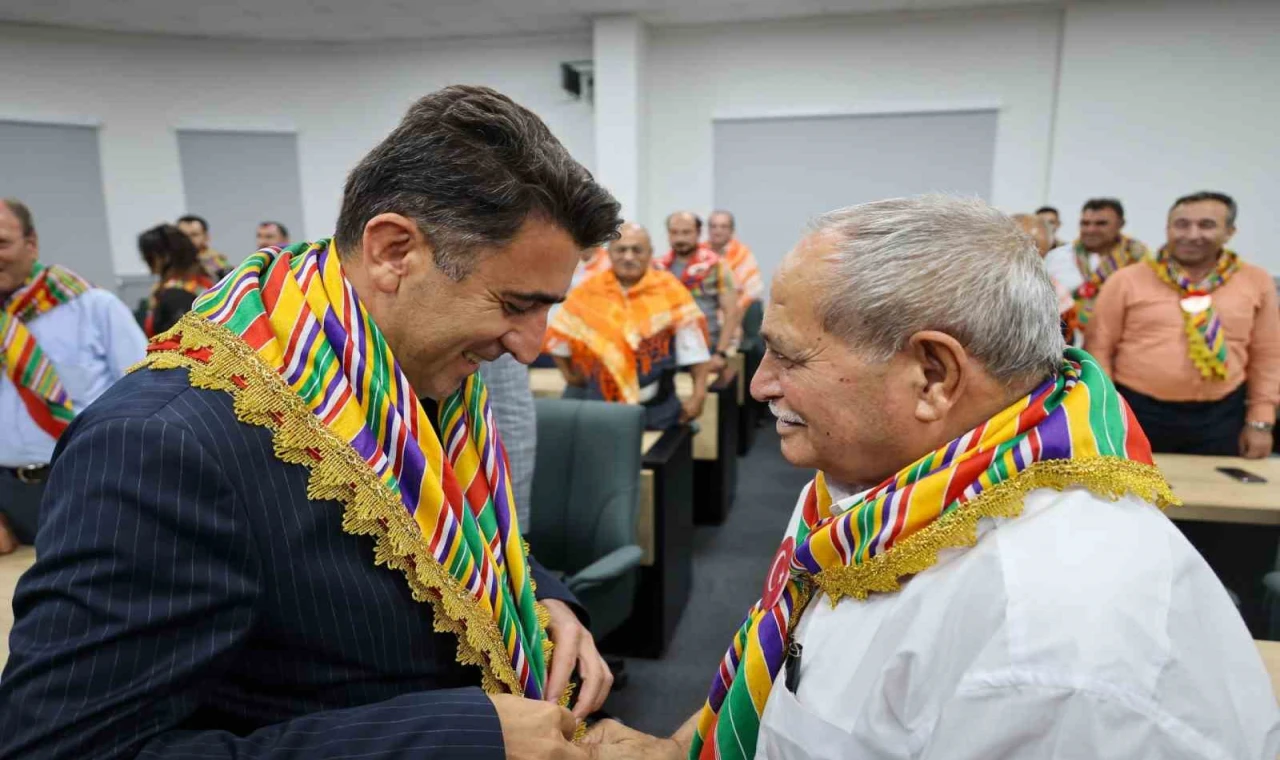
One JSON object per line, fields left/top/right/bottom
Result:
{"left": 15, "top": 464, "right": 44, "bottom": 484}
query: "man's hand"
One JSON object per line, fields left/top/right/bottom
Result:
{"left": 1239, "top": 425, "right": 1273, "bottom": 459}
{"left": 705, "top": 355, "right": 727, "bottom": 376}
{"left": 581, "top": 720, "right": 683, "bottom": 760}
{"left": 680, "top": 392, "right": 707, "bottom": 424}
{"left": 542, "top": 598, "right": 613, "bottom": 719}
{"left": 489, "top": 693, "right": 587, "bottom": 760}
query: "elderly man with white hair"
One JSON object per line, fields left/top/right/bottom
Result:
{"left": 585, "top": 196, "right": 1279, "bottom": 760}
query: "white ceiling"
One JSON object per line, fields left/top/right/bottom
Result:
{"left": 0, "top": 0, "right": 1051, "bottom": 42}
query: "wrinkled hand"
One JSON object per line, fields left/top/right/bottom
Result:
{"left": 543, "top": 598, "right": 613, "bottom": 719}
{"left": 490, "top": 693, "right": 586, "bottom": 760}
{"left": 680, "top": 393, "right": 707, "bottom": 424}
{"left": 581, "top": 720, "right": 683, "bottom": 760}
{"left": 1239, "top": 426, "right": 1273, "bottom": 459}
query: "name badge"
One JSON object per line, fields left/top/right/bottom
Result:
{"left": 1180, "top": 293, "right": 1211, "bottom": 314}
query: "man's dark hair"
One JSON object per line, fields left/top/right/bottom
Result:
{"left": 1171, "top": 191, "right": 1237, "bottom": 227}
{"left": 665, "top": 211, "right": 703, "bottom": 232}
{"left": 177, "top": 214, "right": 209, "bottom": 233}
{"left": 1035, "top": 206, "right": 1059, "bottom": 219}
{"left": 259, "top": 220, "right": 289, "bottom": 239}
{"left": 335, "top": 85, "right": 621, "bottom": 279}
{"left": 709, "top": 210, "right": 736, "bottom": 229}
{"left": 138, "top": 224, "right": 201, "bottom": 276}
{"left": 1081, "top": 198, "right": 1125, "bottom": 220}
{"left": 1, "top": 198, "right": 35, "bottom": 238}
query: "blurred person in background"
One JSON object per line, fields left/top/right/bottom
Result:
{"left": 707, "top": 210, "right": 763, "bottom": 312}
{"left": 1035, "top": 205, "right": 1063, "bottom": 248}
{"left": 1014, "top": 212, "right": 1077, "bottom": 343}
{"left": 1042, "top": 198, "right": 1149, "bottom": 333}
{"left": 256, "top": 220, "right": 290, "bottom": 249}
{"left": 0, "top": 198, "right": 146, "bottom": 554}
{"left": 177, "top": 213, "right": 232, "bottom": 280}
{"left": 547, "top": 222, "right": 712, "bottom": 430}
{"left": 1088, "top": 191, "right": 1279, "bottom": 458}
{"left": 137, "top": 223, "right": 214, "bottom": 337}
{"left": 657, "top": 211, "right": 741, "bottom": 382}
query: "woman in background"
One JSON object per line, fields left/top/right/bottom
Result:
{"left": 137, "top": 224, "right": 214, "bottom": 337}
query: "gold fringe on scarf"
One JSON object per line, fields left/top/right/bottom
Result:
{"left": 133, "top": 313, "right": 554, "bottom": 698}
{"left": 814, "top": 457, "right": 1180, "bottom": 604}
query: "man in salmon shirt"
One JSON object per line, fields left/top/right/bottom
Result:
{"left": 1087, "top": 191, "right": 1280, "bottom": 459}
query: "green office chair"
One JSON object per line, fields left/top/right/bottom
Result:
{"left": 526, "top": 399, "right": 645, "bottom": 639}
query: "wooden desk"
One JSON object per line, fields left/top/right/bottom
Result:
{"left": 1, "top": 546, "right": 36, "bottom": 671}
{"left": 1257, "top": 640, "right": 1280, "bottom": 700}
{"left": 609, "top": 426, "right": 695, "bottom": 658}
{"left": 637, "top": 431, "right": 661, "bottom": 566}
{"left": 1156, "top": 455, "right": 1280, "bottom": 526}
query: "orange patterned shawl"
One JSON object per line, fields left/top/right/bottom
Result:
{"left": 720, "top": 239, "right": 763, "bottom": 309}
{"left": 545, "top": 269, "right": 706, "bottom": 404}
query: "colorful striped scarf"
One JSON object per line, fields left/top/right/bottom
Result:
{"left": 0, "top": 263, "right": 91, "bottom": 440}
{"left": 150, "top": 239, "right": 549, "bottom": 698}
{"left": 691, "top": 348, "right": 1177, "bottom": 760}
{"left": 1073, "top": 236, "right": 1149, "bottom": 325}
{"left": 545, "top": 269, "right": 706, "bottom": 404}
{"left": 1148, "top": 247, "right": 1239, "bottom": 381}
{"left": 654, "top": 244, "right": 731, "bottom": 300}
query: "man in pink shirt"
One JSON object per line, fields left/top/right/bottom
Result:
{"left": 1088, "top": 191, "right": 1280, "bottom": 458}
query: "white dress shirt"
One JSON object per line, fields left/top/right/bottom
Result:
{"left": 1043, "top": 243, "right": 1086, "bottom": 295}
{"left": 758, "top": 485, "right": 1280, "bottom": 759}
{"left": 0, "top": 289, "right": 148, "bottom": 466}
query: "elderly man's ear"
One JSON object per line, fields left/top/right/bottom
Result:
{"left": 906, "top": 331, "right": 968, "bottom": 424}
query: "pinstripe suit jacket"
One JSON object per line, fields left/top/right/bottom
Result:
{"left": 0, "top": 366, "right": 581, "bottom": 759}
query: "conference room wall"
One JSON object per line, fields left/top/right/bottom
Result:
{"left": 0, "top": 23, "right": 595, "bottom": 279}
{"left": 1049, "top": 0, "right": 1280, "bottom": 273}
{"left": 642, "top": 5, "right": 1063, "bottom": 258}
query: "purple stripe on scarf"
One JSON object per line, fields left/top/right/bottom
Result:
{"left": 1011, "top": 440, "right": 1027, "bottom": 471}
{"left": 755, "top": 608, "right": 787, "bottom": 678}
{"left": 398, "top": 443, "right": 427, "bottom": 513}
{"left": 1205, "top": 317, "right": 1221, "bottom": 346}
{"left": 940, "top": 435, "right": 964, "bottom": 468}
{"left": 1037, "top": 403, "right": 1072, "bottom": 460}
{"left": 285, "top": 317, "right": 323, "bottom": 387}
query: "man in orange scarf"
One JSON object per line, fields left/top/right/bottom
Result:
{"left": 546, "top": 223, "right": 713, "bottom": 429}
{"left": 708, "top": 210, "right": 763, "bottom": 311}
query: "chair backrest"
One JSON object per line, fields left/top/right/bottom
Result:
{"left": 526, "top": 399, "right": 644, "bottom": 575}
{"left": 742, "top": 299, "right": 765, "bottom": 339}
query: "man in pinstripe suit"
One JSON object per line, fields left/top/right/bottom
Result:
{"left": 1, "top": 86, "right": 627, "bottom": 759}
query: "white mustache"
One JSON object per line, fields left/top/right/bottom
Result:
{"left": 769, "top": 402, "right": 806, "bottom": 425}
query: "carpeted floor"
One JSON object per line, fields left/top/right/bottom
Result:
{"left": 603, "top": 423, "right": 811, "bottom": 735}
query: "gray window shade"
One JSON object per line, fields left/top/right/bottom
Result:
{"left": 0, "top": 120, "right": 115, "bottom": 288}
{"left": 177, "top": 129, "right": 305, "bottom": 266}
{"left": 713, "top": 110, "right": 997, "bottom": 292}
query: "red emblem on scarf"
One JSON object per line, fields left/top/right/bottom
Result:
{"left": 761, "top": 537, "right": 796, "bottom": 610}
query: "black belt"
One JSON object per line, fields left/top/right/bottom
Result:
{"left": 5, "top": 464, "right": 50, "bottom": 484}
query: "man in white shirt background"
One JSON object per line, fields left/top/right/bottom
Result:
{"left": 585, "top": 195, "right": 1278, "bottom": 760}
{"left": 0, "top": 199, "right": 147, "bottom": 553}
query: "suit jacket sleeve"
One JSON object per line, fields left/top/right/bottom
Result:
{"left": 0, "top": 415, "right": 503, "bottom": 760}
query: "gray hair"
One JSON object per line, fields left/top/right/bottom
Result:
{"left": 809, "top": 195, "right": 1064, "bottom": 386}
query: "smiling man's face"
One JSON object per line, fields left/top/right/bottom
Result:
{"left": 751, "top": 232, "right": 922, "bottom": 487}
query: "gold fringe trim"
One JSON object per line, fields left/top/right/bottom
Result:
{"left": 133, "top": 313, "right": 544, "bottom": 697}
{"left": 813, "top": 457, "right": 1181, "bottom": 605}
